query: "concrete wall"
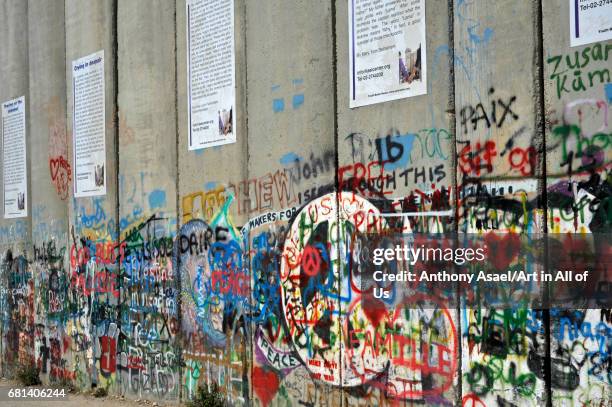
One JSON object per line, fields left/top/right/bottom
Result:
{"left": 117, "top": 0, "right": 178, "bottom": 400}
{"left": 543, "top": 2, "right": 612, "bottom": 406}
{"left": 454, "top": 2, "right": 547, "bottom": 406}
{"left": 0, "top": 0, "right": 610, "bottom": 406}
{"left": 28, "top": 0, "right": 69, "bottom": 388}
{"left": 64, "top": 0, "right": 119, "bottom": 392}
{"left": 0, "top": 0, "right": 30, "bottom": 379}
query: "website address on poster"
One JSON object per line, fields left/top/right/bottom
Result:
{"left": 356, "top": 64, "right": 390, "bottom": 82}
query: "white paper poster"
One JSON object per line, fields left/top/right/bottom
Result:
{"left": 187, "top": 0, "right": 236, "bottom": 150}
{"left": 569, "top": 0, "right": 612, "bottom": 47}
{"left": 72, "top": 50, "right": 106, "bottom": 197}
{"left": 349, "top": 0, "right": 427, "bottom": 108}
{"left": 2, "top": 96, "right": 27, "bottom": 218}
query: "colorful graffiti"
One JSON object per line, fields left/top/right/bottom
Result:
{"left": 0, "top": 2, "right": 610, "bottom": 405}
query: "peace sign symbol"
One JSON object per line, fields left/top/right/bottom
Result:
{"left": 301, "top": 245, "right": 322, "bottom": 276}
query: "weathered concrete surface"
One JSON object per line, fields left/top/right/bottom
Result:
{"left": 543, "top": 2, "right": 612, "bottom": 406}
{"left": 0, "top": 1, "right": 609, "bottom": 407}
{"left": 118, "top": 0, "right": 177, "bottom": 224}
{"left": 337, "top": 0, "right": 454, "bottom": 217}
{"left": 0, "top": 0, "right": 30, "bottom": 251}
{"left": 27, "top": 0, "right": 70, "bottom": 389}
{"left": 453, "top": 2, "right": 548, "bottom": 407}
{"left": 244, "top": 1, "right": 338, "bottom": 405}
{"left": 116, "top": 0, "right": 179, "bottom": 401}
{"left": 334, "top": 1, "right": 458, "bottom": 405}
{"left": 0, "top": 0, "right": 30, "bottom": 382}
{"left": 28, "top": 0, "right": 68, "bottom": 247}
{"left": 64, "top": 0, "right": 118, "bottom": 392}
{"left": 454, "top": 0, "right": 544, "bottom": 232}
{"left": 176, "top": 0, "right": 248, "bottom": 227}
{"left": 65, "top": 0, "right": 118, "bottom": 240}
{"left": 175, "top": 0, "right": 249, "bottom": 404}
{"left": 246, "top": 0, "right": 335, "bottom": 210}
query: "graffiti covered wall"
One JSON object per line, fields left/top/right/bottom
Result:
{"left": 0, "top": 0, "right": 610, "bottom": 406}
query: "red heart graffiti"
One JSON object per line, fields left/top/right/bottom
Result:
{"left": 49, "top": 157, "right": 60, "bottom": 181}
{"left": 252, "top": 366, "right": 280, "bottom": 407}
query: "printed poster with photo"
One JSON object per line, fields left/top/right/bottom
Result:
{"left": 349, "top": 0, "right": 427, "bottom": 108}
{"left": 2, "top": 96, "right": 28, "bottom": 218}
{"left": 72, "top": 50, "right": 107, "bottom": 197}
{"left": 187, "top": 0, "right": 236, "bottom": 150}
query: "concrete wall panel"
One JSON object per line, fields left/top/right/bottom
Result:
{"left": 0, "top": 1, "right": 607, "bottom": 406}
